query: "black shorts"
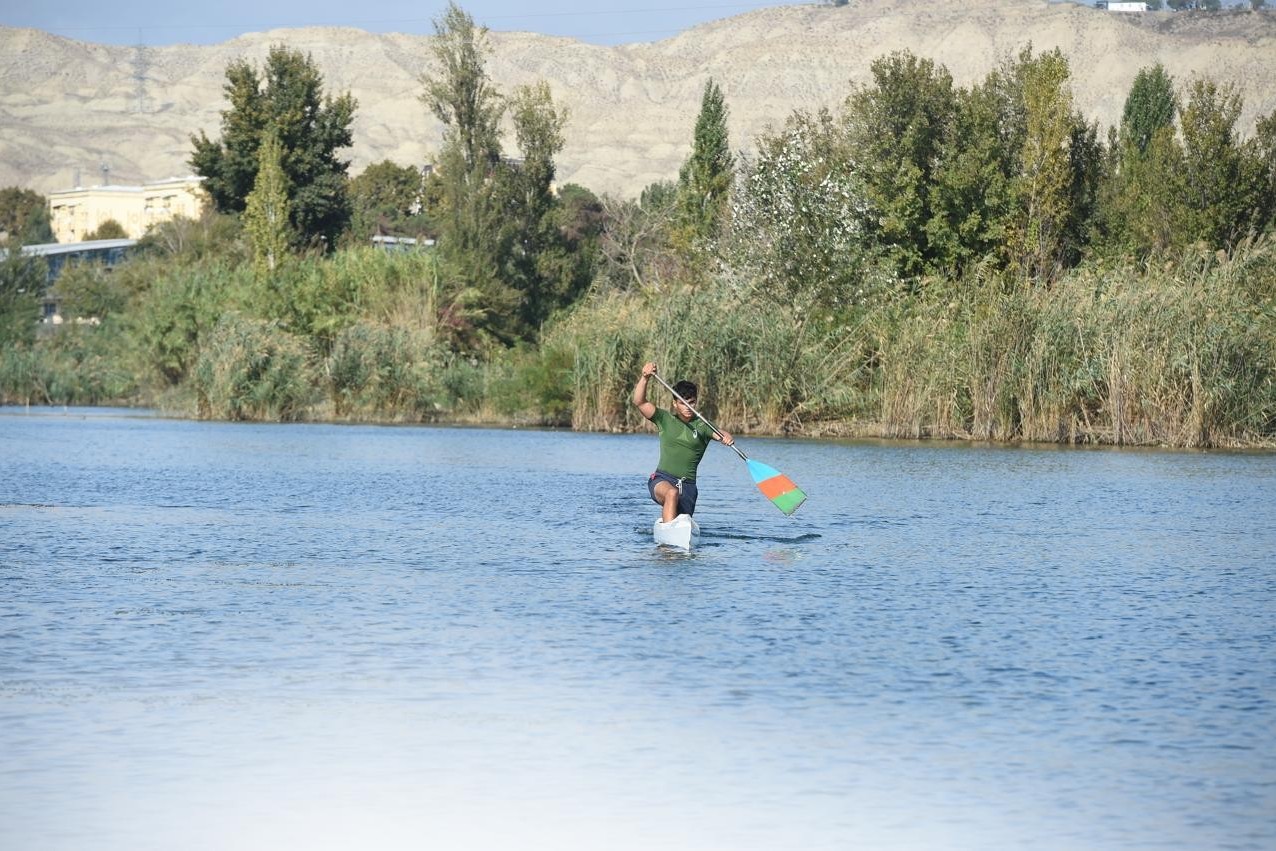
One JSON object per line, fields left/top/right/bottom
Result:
{"left": 648, "top": 470, "right": 699, "bottom": 516}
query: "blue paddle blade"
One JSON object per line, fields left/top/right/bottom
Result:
{"left": 746, "top": 459, "right": 782, "bottom": 484}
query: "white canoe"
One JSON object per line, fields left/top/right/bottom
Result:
{"left": 653, "top": 514, "right": 700, "bottom": 550}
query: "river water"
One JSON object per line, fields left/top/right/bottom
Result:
{"left": 1, "top": 407, "right": 1273, "bottom": 850}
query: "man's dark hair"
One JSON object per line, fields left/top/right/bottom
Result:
{"left": 673, "top": 380, "right": 698, "bottom": 400}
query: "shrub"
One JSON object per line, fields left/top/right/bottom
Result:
{"left": 326, "top": 320, "right": 444, "bottom": 419}
{"left": 193, "top": 313, "right": 317, "bottom": 421}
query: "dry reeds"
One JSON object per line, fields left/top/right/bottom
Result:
{"left": 553, "top": 240, "right": 1275, "bottom": 447}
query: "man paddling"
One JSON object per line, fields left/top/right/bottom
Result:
{"left": 632, "top": 361, "right": 734, "bottom": 523}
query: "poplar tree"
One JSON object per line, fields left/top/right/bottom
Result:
{"left": 1100, "top": 64, "right": 1184, "bottom": 257}
{"left": 506, "top": 81, "right": 572, "bottom": 329}
{"left": 243, "top": 128, "right": 292, "bottom": 276}
{"left": 421, "top": 2, "right": 516, "bottom": 341}
{"left": 1005, "top": 49, "right": 1100, "bottom": 280}
{"left": 1008, "top": 50, "right": 1074, "bottom": 279}
{"left": 1121, "top": 64, "right": 1177, "bottom": 155}
{"left": 422, "top": 3, "right": 503, "bottom": 172}
{"left": 1180, "top": 80, "right": 1255, "bottom": 247}
{"left": 421, "top": 2, "right": 580, "bottom": 343}
{"left": 677, "top": 78, "right": 734, "bottom": 250}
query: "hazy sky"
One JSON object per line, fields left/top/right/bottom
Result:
{"left": 0, "top": 0, "right": 818, "bottom": 47}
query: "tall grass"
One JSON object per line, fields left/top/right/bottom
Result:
{"left": 193, "top": 313, "right": 317, "bottom": 421}
{"left": 0, "top": 324, "right": 138, "bottom": 406}
{"left": 555, "top": 241, "right": 1276, "bottom": 447}
{"left": 326, "top": 320, "right": 447, "bottom": 420}
{"left": 544, "top": 284, "right": 849, "bottom": 433}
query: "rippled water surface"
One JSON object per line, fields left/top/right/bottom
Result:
{"left": 1, "top": 407, "right": 1273, "bottom": 850}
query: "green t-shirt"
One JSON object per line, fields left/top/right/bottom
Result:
{"left": 653, "top": 407, "right": 715, "bottom": 481}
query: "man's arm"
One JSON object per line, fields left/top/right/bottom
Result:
{"left": 632, "top": 362, "right": 658, "bottom": 421}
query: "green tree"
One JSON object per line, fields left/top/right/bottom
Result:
{"left": 1100, "top": 64, "right": 1183, "bottom": 257}
{"left": 1121, "top": 64, "right": 1177, "bottom": 155}
{"left": 505, "top": 81, "right": 573, "bottom": 330}
{"left": 85, "top": 219, "right": 128, "bottom": 241}
{"left": 1114, "top": 125, "right": 1187, "bottom": 256}
{"left": 190, "top": 44, "right": 356, "bottom": 249}
{"left": 731, "top": 109, "right": 881, "bottom": 317}
{"left": 1065, "top": 116, "right": 1105, "bottom": 263}
{"left": 421, "top": 3, "right": 503, "bottom": 173}
{"left": 0, "top": 245, "right": 45, "bottom": 346}
{"left": 0, "top": 188, "right": 54, "bottom": 245}
{"left": 242, "top": 128, "right": 293, "bottom": 276}
{"left": 190, "top": 59, "right": 263, "bottom": 215}
{"left": 347, "top": 160, "right": 429, "bottom": 240}
{"left": 1249, "top": 110, "right": 1276, "bottom": 232}
{"left": 1180, "top": 79, "right": 1255, "bottom": 246}
{"left": 54, "top": 261, "right": 129, "bottom": 320}
{"left": 1007, "top": 49, "right": 1075, "bottom": 279}
{"left": 676, "top": 78, "right": 734, "bottom": 251}
{"left": 421, "top": 2, "right": 515, "bottom": 344}
{"left": 844, "top": 51, "right": 956, "bottom": 277}
{"left": 927, "top": 72, "right": 1021, "bottom": 273}
{"left": 729, "top": 108, "right": 890, "bottom": 404}
{"left": 421, "top": 3, "right": 582, "bottom": 344}
{"left": 926, "top": 47, "right": 1098, "bottom": 278}
{"left": 530, "top": 182, "right": 604, "bottom": 326}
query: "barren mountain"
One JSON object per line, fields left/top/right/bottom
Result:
{"left": 2, "top": 0, "right": 1274, "bottom": 199}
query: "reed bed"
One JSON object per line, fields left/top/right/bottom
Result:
{"left": 557, "top": 241, "right": 1276, "bottom": 447}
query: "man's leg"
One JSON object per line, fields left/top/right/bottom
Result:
{"left": 651, "top": 480, "right": 680, "bottom": 523}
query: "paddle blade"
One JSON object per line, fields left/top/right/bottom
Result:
{"left": 745, "top": 459, "right": 807, "bottom": 516}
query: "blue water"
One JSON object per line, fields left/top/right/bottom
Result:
{"left": 1, "top": 407, "right": 1273, "bottom": 850}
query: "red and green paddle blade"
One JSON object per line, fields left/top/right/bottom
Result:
{"left": 745, "top": 459, "right": 807, "bottom": 516}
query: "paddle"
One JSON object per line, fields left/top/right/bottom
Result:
{"left": 649, "top": 371, "right": 807, "bottom": 516}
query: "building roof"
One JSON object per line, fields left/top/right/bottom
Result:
{"left": 17, "top": 238, "right": 138, "bottom": 257}
{"left": 50, "top": 176, "right": 205, "bottom": 196}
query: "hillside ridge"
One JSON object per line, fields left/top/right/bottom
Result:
{"left": 2, "top": 0, "right": 1274, "bottom": 198}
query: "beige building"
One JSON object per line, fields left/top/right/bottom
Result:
{"left": 48, "top": 176, "right": 206, "bottom": 243}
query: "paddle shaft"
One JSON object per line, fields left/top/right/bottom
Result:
{"left": 649, "top": 371, "right": 748, "bottom": 462}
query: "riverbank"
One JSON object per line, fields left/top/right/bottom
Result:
{"left": 3, "top": 240, "right": 1273, "bottom": 450}
{"left": 7, "top": 400, "right": 1274, "bottom": 452}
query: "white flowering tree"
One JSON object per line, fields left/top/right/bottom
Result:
{"left": 729, "top": 109, "right": 886, "bottom": 322}
{"left": 726, "top": 109, "right": 892, "bottom": 417}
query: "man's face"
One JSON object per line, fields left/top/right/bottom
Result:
{"left": 674, "top": 397, "right": 696, "bottom": 420}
